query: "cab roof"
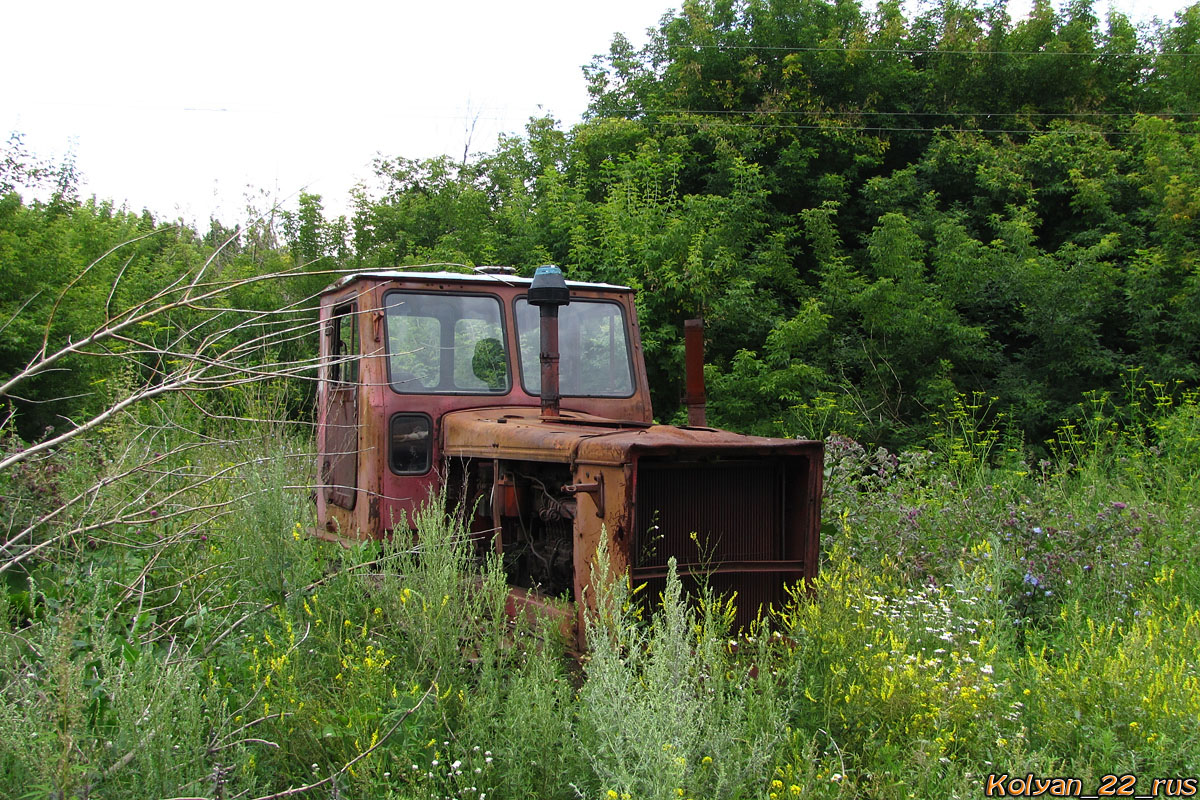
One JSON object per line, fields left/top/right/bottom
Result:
{"left": 321, "top": 270, "right": 631, "bottom": 295}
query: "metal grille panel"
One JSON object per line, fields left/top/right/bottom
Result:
{"left": 632, "top": 458, "right": 792, "bottom": 631}
{"left": 634, "top": 460, "right": 783, "bottom": 569}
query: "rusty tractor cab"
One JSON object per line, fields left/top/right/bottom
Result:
{"left": 316, "top": 267, "right": 822, "bottom": 642}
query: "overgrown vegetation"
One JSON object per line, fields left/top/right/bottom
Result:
{"left": 1, "top": 380, "right": 1196, "bottom": 798}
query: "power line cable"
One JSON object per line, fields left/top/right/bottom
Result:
{"left": 684, "top": 45, "right": 1199, "bottom": 57}
{"left": 647, "top": 108, "right": 1200, "bottom": 118}
{"left": 635, "top": 117, "right": 1190, "bottom": 135}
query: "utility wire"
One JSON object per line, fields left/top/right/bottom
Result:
{"left": 647, "top": 108, "right": 1200, "bottom": 118}
{"left": 684, "top": 45, "right": 1199, "bottom": 57}
{"left": 637, "top": 118, "right": 1187, "bottom": 136}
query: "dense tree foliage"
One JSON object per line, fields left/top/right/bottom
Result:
{"left": 0, "top": 164, "right": 323, "bottom": 438}
{"left": 344, "top": 0, "right": 1200, "bottom": 445}
{"left": 3, "top": 0, "right": 1198, "bottom": 447}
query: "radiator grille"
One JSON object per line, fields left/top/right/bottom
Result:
{"left": 634, "top": 460, "right": 783, "bottom": 569}
{"left": 632, "top": 459, "right": 793, "bottom": 630}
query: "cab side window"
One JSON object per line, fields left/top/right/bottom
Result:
{"left": 331, "top": 303, "right": 359, "bottom": 384}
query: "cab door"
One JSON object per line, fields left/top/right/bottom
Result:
{"left": 322, "top": 302, "right": 359, "bottom": 510}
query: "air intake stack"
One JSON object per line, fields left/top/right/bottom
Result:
{"left": 528, "top": 265, "right": 570, "bottom": 420}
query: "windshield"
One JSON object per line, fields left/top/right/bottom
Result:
{"left": 515, "top": 299, "right": 634, "bottom": 397}
{"left": 384, "top": 292, "right": 509, "bottom": 394}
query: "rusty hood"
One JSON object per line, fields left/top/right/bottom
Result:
{"left": 441, "top": 407, "right": 821, "bottom": 467}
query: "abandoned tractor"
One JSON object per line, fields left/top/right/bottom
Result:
{"left": 315, "top": 266, "right": 822, "bottom": 641}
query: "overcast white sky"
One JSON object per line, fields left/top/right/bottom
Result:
{"left": 1, "top": 0, "right": 1192, "bottom": 226}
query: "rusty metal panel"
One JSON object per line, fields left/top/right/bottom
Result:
{"left": 322, "top": 385, "right": 359, "bottom": 510}
{"left": 442, "top": 408, "right": 823, "bottom": 465}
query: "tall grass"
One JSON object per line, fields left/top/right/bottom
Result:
{"left": 1, "top": 385, "right": 1197, "bottom": 797}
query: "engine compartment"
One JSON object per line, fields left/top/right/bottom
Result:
{"left": 449, "top": 459, "right": 578, "bottom": 600}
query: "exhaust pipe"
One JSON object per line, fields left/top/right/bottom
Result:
{"left": 684, "top": 318, "right": 707, "bottom": 427}
{"left": 528, "top": 265, "right": 570, "bottom": 420}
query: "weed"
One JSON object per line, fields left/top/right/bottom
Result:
{"left": 2, "top": 390, "right": 1198, "bottom": 797}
